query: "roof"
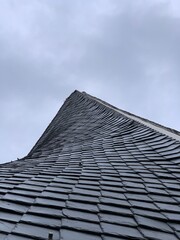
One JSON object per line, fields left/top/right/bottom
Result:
{"left": 0, "top": 90, "right": 180, "bottom": 240}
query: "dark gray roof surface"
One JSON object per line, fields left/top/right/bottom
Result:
{"left": 0, "top": 90, "right": 180, "bottom": 240}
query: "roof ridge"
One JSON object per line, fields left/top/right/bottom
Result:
{"left": 82, "top": 91, "right": 180, "bottom": 142}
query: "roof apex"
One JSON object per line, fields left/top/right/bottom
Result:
{"left": 28, "top": 90, "right": 180, "bottom": 158}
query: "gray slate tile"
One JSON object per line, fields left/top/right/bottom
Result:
{"left": 12, "top": 223, "right": 60, "bottom": 239}
{"left": 60, "top": 229, "right": 102, "bottom": 240}
{"left": 101, "top": 222, "right": 144, "bottom": 239}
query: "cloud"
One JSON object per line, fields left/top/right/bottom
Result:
{"left": 0, "top": 0, "right": 180, "bottom": 162}
{"left": 67, "top": 0, "right": 180, "bottom": 124}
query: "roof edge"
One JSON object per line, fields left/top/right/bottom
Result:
{"left": 82, "top": 92, "right": 180, "bottom": 142}
{"left": 27, "top": 90, "right": 81, "bottom": 157}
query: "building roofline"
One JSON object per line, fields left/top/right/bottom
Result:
{"left": 82, "top": 91, "right": 180, "bottom": 142}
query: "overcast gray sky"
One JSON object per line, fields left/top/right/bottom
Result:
{"left": 1, "top": 0, "right": 180, "bottom": 163}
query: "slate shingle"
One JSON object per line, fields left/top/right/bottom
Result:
{"left": 99, "top": 213, "right": 137, "bottom": 226}
{"left": 101, "top": 222, "right": 144, "bottom": 239}
{"left": 21, "top": 213, "right": 61, "bottom": 228}
{"left": 0, "top": 220, "right": 16, "bottom": 233}
{"left": 135, "top": 215, "right": 173, "bottom": 232}
{"left": 61, "top": 218, "right": 102, "bottom": 234}
{"left": 140, "top": 228, "right": 179, "bottom": 240}
{"left": 60, "top": 229, "right": 102, "bottom": 240}
{"left": 12, "top": 223, "right": 60, "bottom": 239}
{"left": 63, "top": 208, "right": 99, "bottom": 222}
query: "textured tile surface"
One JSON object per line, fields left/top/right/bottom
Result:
{"left": 0, "top": 90, "right": 180, "bottom": 239}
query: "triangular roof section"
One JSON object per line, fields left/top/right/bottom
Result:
{"left": 0, "top": 90, "right": 180, "bottom": 240}
{"left": 84, "top": 91, "right": 180, "bottom": 140}
{"left": 28, "top": 90, "right": 180, "bottom": 158}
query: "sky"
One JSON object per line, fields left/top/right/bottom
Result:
{"left": 0, "top": 0, "right": 180, "bottom": 163}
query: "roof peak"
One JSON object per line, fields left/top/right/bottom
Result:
{"left": 28, "top": 90, "right": 180, "bottom": 158}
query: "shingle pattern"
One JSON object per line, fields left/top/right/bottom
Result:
{"left": 0, "top": 90, "right": 180, "bottom": 240}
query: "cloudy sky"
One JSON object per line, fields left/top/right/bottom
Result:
{"left": 1, "top": 0, "right": 180, "bottom": 163}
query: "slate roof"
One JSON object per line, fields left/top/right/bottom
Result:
{"left": 0, "top": 90, "right": 180, "bottom": 240}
